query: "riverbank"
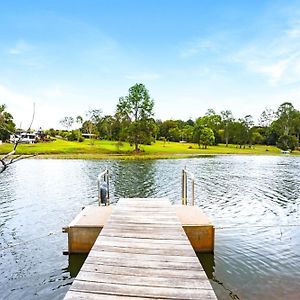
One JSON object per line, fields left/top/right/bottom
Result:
{"left": 0, "top": 139, "right": 299, "bottom": 159}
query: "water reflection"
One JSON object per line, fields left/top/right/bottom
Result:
{"left": 112, "top": 160, "right": 157, "bottom": 200}
{"left": 68, "top": 254, "right": 88, "bottom": 277}
{"left": 197, "top": 253, "right": 215, "bottom": 279}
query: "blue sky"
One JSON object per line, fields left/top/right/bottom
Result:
{"left": 0, "top": 0, "right": 300, "bottom": 129}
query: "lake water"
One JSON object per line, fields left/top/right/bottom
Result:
{"left": 0, "top": 156, "right": 299, "bottom": 299}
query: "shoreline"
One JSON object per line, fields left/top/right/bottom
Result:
{"left": 30, "top": 151, "right": 300, "bottom": 160}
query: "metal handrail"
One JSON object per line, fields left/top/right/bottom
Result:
{"left": 181, "top": 168, "right": 195, "bottom": 206}
{"left": 97, "top": 169, "right": 110, "bottom": 206}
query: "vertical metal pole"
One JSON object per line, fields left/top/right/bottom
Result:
{"left": 98, "top": 178, "right": 101, "bottom": 206}
{"left": 185, "top": 172, "right": 187, "bottom": 205}
{"left": 182, "top": 169, "right": 185, "bottom": 205}
{"left": 107, "top": 170, "right": 110, "bottom": 206}
{"left": 191, "top": 177, "right": 195, "bottom": 206}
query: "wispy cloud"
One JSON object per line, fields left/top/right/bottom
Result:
{"left": 6, "top": 39, "right": 44, "bottom": 69}
{"left": 8, "top": 40, "right": 33, "bottom": 55}
{"left": 231, "top": 21, "right": 300, "bottom": 86}
{"left": 180, "top": 39, "right": 216, "bottom": 58}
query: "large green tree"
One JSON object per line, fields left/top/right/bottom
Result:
{"left": 98, "top": 115, "right": 116, "bottom": 140}
{"left": 194, "top": 126, "right": 215, "bottom": 149}
{"left": 293, "top": 111, "right": 300, "bottom": 144}
{"left": 0, "top": 104, "right": 16, "bottom": 141}
{"left": 275, "top": 102, "right": 297, "bottom": 135}
{"left": 195, "top": 110, "right": 221, "bottom": 144}
{"left": 221, "top": 110, "right": 234, "bottom": 147}
{"left": 273, "top": 102, "right": 299, "bottom": 150}
{"left": 116, "top": 83, "right": 155, "bottom": 151}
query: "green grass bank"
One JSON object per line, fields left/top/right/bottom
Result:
{"left": 0, "top": 139, "right": 299, "bottom": 160}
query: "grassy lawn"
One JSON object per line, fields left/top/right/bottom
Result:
{"left": 0, "top": 138, "right": 299, "bottom": 159}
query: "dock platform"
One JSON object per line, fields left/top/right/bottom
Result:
{"left": 64, "top": 203, "right": 214, "bottom": 254}
{"left": 64, "top": 198, "right": 217, "bottom": 299}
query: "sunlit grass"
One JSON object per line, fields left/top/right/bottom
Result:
{"left": 0, "top": 138, "right": 299, "bottom": 159}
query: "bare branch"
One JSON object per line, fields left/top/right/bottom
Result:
{"left": 0, "top": 152, "right": 37, "bottom": 174}
{"left": 0, "top": 102, "right": 37, "bottom": 174}
{"left": 27, "top": 102, "right": 35, "bottom": 132}
{"left": 1, "top": 149, "right": 16, "bottom": 161}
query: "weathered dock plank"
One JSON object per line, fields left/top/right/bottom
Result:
{"left": 64, "top": 198, "right": 217, "bottom": 299}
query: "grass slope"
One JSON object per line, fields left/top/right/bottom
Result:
{"left": 0, "top": 139, "right": 299, "bottom": 160}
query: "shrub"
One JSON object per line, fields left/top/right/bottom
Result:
{"left": 277, "top": 135, "right": 298, "bottom": 151}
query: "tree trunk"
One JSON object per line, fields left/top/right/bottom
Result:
{"left": 225, "top": 124, "right": 229, "bottom": 147}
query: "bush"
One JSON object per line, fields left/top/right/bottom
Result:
{"left": 277, "top": 135, "right": 298, "bottom": 151}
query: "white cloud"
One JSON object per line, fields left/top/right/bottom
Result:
{"left": 249, "top": 59, "right": 289, "bottom": 85}
{"left": 231, "top": 21, "right": 300, "bottom": 86}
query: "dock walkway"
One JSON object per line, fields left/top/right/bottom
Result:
{"left": 64, "top": 198, "right": 217, "bottom": 299}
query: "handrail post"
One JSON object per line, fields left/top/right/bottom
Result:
{"left": 181, "top": 169, "right": 195, "bottom": 206}
{"left": 184, "top": 171, "right": 187, "bottom": 205}
{"left": 107, "top": 170, "right": 110, "bottom": 205}
{"left": 191, "top": 177, "right": 195, "bottom": 206}
{"left": 98, "top": 169, "right": 110, "bottom": 206}
{"left": 182, "top": 169, "right": 185, "bottom": 205}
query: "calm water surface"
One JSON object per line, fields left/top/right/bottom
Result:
{"left": 0, "top": 156, "right": 299, "bottom": 299}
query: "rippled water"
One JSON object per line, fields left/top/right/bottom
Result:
{"left": 0, "top": 156, "right": 299, "bottom": 299}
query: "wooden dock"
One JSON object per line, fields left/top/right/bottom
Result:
{"left": 64, "top": 198, "right": 217, "bottom": 299}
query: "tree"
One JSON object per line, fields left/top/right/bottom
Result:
{"left": 169, "top": 127, "right": 181, "bottom": 142}
{"left": 76, "top": 115, "right": 83, "bottom": 127}
{"left": 293, "top": 111, "right": 300, "bottom": 144}
{"left": 76, "top": 115, "right": 83, "bottom": 141}
{"left": 83, "top": 109, "right": 102, "bottom": 144}
{"left": 244, "top": 115, "right": 254, "bottom": 146}
{"left": 59, "top": 116, "right": 74, "bottom": 130}
{"left": 276, "top": 102, "right": 296, "bottom": 136}
{"left": 221, "top": 110, "right": 234, "bottom": 147}
{"left": 273, "top": 102, "right": 299, "bottom": 149}
{"left": 195, "top": 110, "right": 221, "bottom": 144}
{"left": 98, "top": 115, "right": 116, "bottom": 140}
{"left": 277, "top": 135, "right": 298, "bottom": 151}
{"left": 232, "top": 120, "right": 248, "bottom": 148}
{"left": 0, "top": 104, "right": 36, "bottom": 173}
{"left": 0, "top": 104, "right": 16, "bottom": 141}
{"left": 258, "top": 108, "right": 275, "bottom": 128}
{"left": 82, "top": 120, "right": 97, "bottom": 138}
{"left": 194, "top": 127, "right": 215, "bottom": 149}
{"left": 157, "top": 120, "right": 179, "bottom": 141}
{"left": 251, "top": 130, "right": 264, "bottom": 145}
{"left": 116, "top": 83, "right": 155, "bottom": 151}
{"left": 181, "top": 125, "right": 194, "bottom": 142}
